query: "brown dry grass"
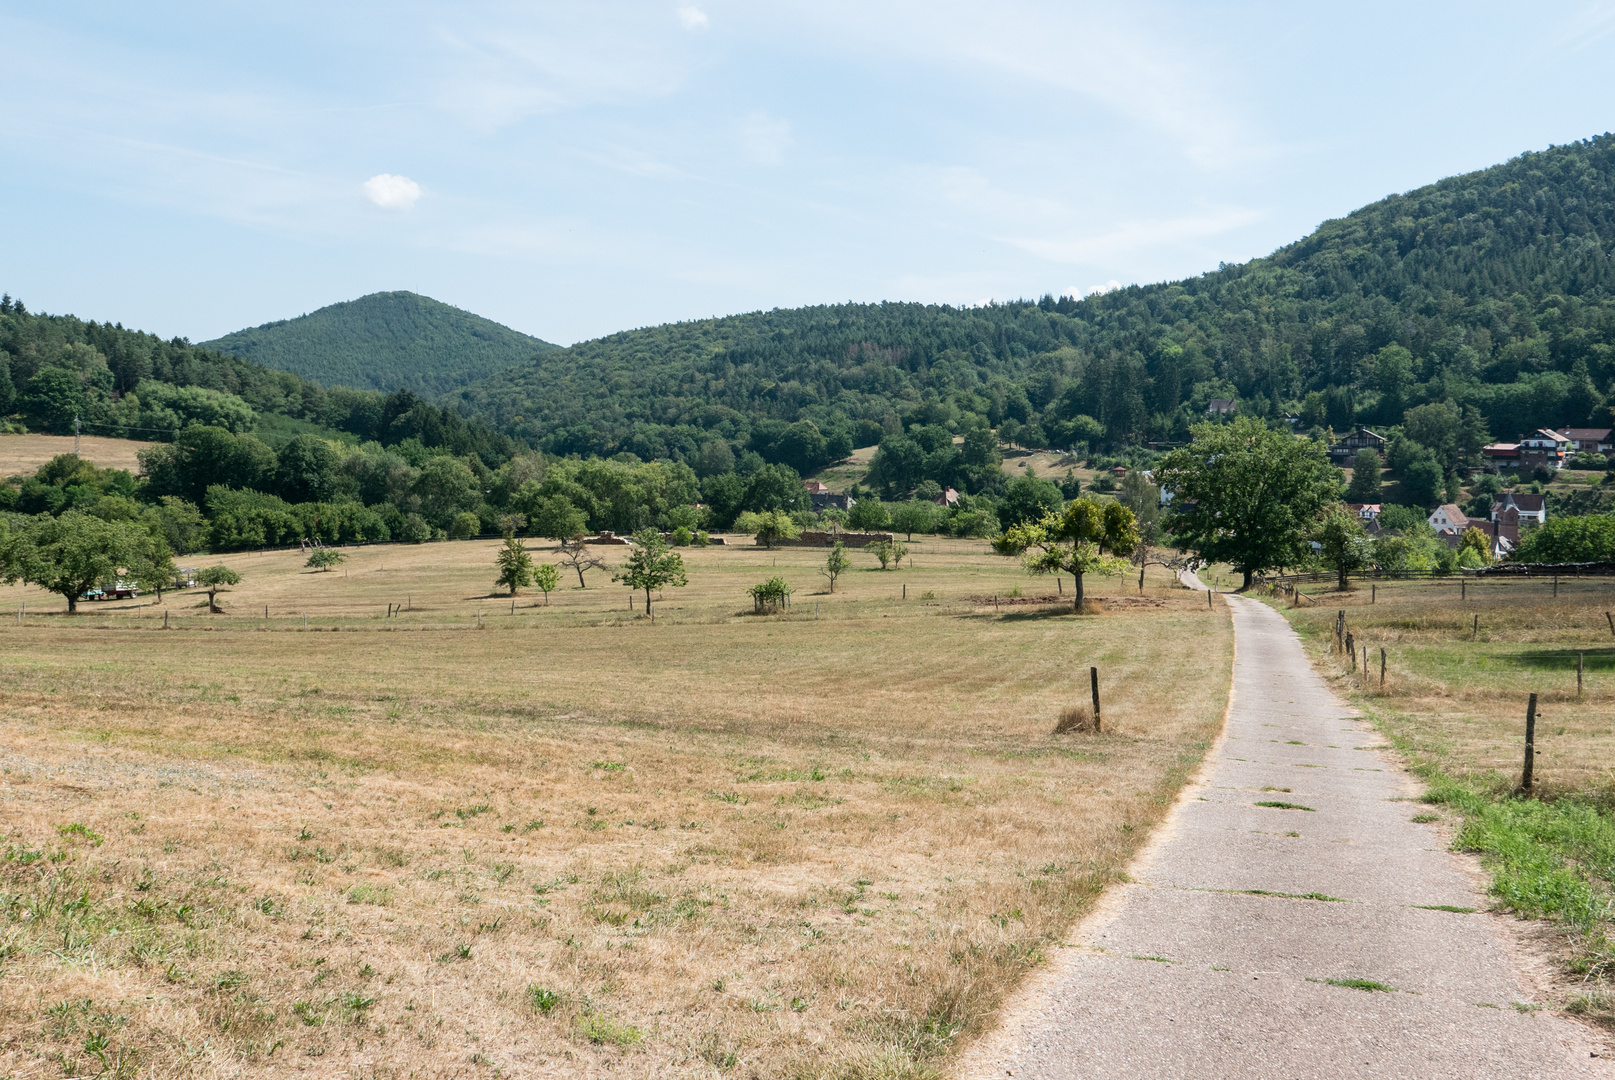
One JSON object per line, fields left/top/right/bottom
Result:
{"left": 0, "top": 434, "right": 151, "bottom": 476}
{"left": 0, "top": 540, "right": 1229, "bottom": 1078}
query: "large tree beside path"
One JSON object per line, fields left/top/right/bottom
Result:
{"left": 1155, "top": 418, "right": 1339, "bottom": 591}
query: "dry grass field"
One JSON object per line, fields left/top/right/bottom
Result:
{"left": 0, "top": 434, "right": 152, "bottom": 476}
{"left": 0, "top": 538, "right": 1230, "bottom": 1079}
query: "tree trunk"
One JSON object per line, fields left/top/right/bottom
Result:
{"left": 1241, "top": 567, "right": 1254, "bottom": 591}
{"left": 1337, "top": 563, "right": 1348, "bottom": 591}
{"left": 644, "top": 586, "right": 653, "bottom": 616}
{"left": 1073, "top": 572, "right": 1085, "bottom": 613}
{"left": 574, "top": 564, "right": 586, "bottom": 588}
{"left": 66, "top": 593, "right": 77, "bottom": 614}
{"left": 208, "top": 586, "right": 220, "bottom": 614}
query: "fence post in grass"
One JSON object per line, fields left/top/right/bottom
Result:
{"left": 1090, "top": 666, "right": 1101, "bottom": 733}
{"left": 994, "top": 594, "right": 998, "bottom": 611}
{"left": 1472, "top": 613, "right": 1479, "bottom": 641}
{"left": 1380, "top": 647, "right": 1386, "bottom": 689}
{"left": 265, "top": 605, "right": 268, "bottom": 619}
{"left": 511, "top": 600, "right": 515, "bottom": 616}
{"left": 1372, "top": 584, "right": 1376, "bottom": 605}
{"left": 1607, "top": 611, "right": 1614, "bottom": 638}
{"left": 1578, "top": 652, "right": 1584, "bottom": 698}
{"left": 163, "top": 609, "right": 169, "bottom": 630}
{"left": 903, "top": 583, "right": 906, "bottom": 599}
{"left": 1346, "top": 632, "right": 1355, "bottom": 669}
{"left": 1521, "top": 693, "right": 1538, "bottom": 793}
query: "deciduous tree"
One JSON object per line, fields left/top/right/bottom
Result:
{"left": 821, "top": 542, "right": 849, "bottom": 592}
{"left": 559, "top": 534, "right": 608, "bottom": 588}
{"left": 533, "top": 562, "right": 559, "bottom": 605}
{"left": 1155, "top": 418, "right": 1338, "bottom": 590}
{"left": 197, "top": 565, "right": 240, "bottom": 614}
{"left": 495, "top": 535, "right": 534, "bottom": 595}
{"left": 613, "top": 529, "right": 688, "bottom": 618}
{"left": 0, "top": 511, "right": 159, "bottom": 613}
{"left": 306, "top": 548, "right": 346, "bottom": 572}
{"left": 1003, "top": 498, "right": 1139, "bottom": 612}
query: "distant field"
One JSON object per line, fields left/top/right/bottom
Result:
{"left": 0, "top": 433, "right": 151, "bottom": 476}
{"left": 0, "top": 538, "right": 1229, "bottom": 1079}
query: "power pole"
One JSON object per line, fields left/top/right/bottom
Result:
{"left": 74, "top": 415, "right": 81, "bottom": 455}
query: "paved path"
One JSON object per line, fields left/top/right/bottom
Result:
{"left": 963, "top": 590, "right": 1608, "bottom": 1079}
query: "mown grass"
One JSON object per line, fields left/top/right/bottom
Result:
{"left": 0, "top": 538, "right": 1229, "bottom": 1078}
{"left": 1262, "top": 574, "right": 1615, "bottom": 1027}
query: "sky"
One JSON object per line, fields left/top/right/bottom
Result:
{"left": 2, "top": 2, "right": 1614, "bottom": 347}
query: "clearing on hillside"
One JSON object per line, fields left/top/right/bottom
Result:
{"left": 0, "top": 433, "right": 151, "bottom": 476}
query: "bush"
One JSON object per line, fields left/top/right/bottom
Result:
{"left": 399, "top": 513, "right": 432, "bottom": 543}
{"left": 692, "top": 531, "right": 710, "bottom": 546}
{"left": 1532, "top": 464, "right": 1558, "bottom": 485}
{"left": 670, "top": 526, "right": 692, "bottom": 546}
{"left": 748, "top": 576, "right": 790, "bottom": 613}
{"left": 1567, "top": 452, "right": 1609, "bottom": 470}
{"left": 449, "top": 511, "right": 482, "bottom": 540}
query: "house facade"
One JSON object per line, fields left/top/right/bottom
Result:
{"left": 1328, "top": 426, "right": 1387, "bottom": 463}
{"left": 1428, "top": 505, "right": 1468, "bottom": 532}
{"left": 1517, "top": 429, "right": 1570, "bottom": 470}
{"left": 1482, "top": 442, "right": 1521, "bottom": 468}
{"left": 1553, "top": 427, "right": 1615, "bottom": 457}
{"left": 1491, "top": 492, "right": 1546, "bottom": 525}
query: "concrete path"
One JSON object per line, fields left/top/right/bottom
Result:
{"left": 962, "top": 590, "right": 1609, "bottom": 1079}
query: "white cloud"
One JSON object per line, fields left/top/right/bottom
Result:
{"left": 1007, "top": 207, "right": 1263, "bottom": 263}
{"left": 1066, "top": 280, "right": 1122, "bottom": 298}
{"left": 737, "top": 111, "right": 791, "bottom": 165}
{"left": 677, "top": 5, "right": 709, "bottom": 30}
{"left": 362, "top": 173, "right": 422, "bottom": 210}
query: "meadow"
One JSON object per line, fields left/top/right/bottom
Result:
{"left": 0, "top": 537, "right": 1229, "bottom": 1079}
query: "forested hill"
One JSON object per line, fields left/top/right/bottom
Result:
{"left": 454, "top": 133, "right": 1615, "bottom": 469}
{"left": 203, "top": 291, "right": 558, "bottom": 395}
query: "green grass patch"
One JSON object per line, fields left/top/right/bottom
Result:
{"left": 1243, "top": 889, "right": 1349, "bottom": 902}
{"left": 1254, "top": 800, "right": 1315, "bottom": 812}
{"left": 1414, "top": 904, "right": 1476, "bottom": 914}
{"left": 1314, "top": 977, "right": 1395, "bottom": 992}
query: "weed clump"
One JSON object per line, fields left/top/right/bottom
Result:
{"left": 1053, "top": 706, "right": 1097, "bottom": 734}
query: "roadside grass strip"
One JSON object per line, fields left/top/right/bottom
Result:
{"left": 1253, "top": 800, "right": 1315, "bottom": 812}
{"left": 1419, "top": 774, "right": 1615, "bottom": 982}
{"left": 1242, "top": 889, "right": 1350, "bottom": 902}
{"left": 1414, "top": 904, "right": 1477, "bottom": 914}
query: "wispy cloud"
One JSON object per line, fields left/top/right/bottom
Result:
{"left": 677, "top": 5, "right": 709, "bottom": 30}
{"left": 1066, "top": 280, "right": 1122, "bottom": 298}
{"left": 363, "top": 173, "right": 422, "bottom": 209}
{"left": 1007, "top": 207, "right": 1264, "bottom": 264}
{"left": 736, "top": 111, "right": 791, "bottom": 165}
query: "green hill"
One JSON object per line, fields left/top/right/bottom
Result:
{"left": 454, "top": 134, "right": 1615, "bottom": 493}
{"left": 203, "top": 291, "right": 558, "bottom": 395}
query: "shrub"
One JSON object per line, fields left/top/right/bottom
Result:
{"left": 748, "top": 576, "right": 790, "bottom": 613}
{"left": 670, "top": 526, "right": 692, "bottom": 546}
{"left": 448, "top": 511, "right": 482, "bottom": 540}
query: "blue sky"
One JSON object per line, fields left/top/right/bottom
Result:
{"left": 3, "top": 2, "right": 1614, "bottom": 347}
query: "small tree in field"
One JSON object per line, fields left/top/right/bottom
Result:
{"left": 533, "top": 562, "right": 559, "bottom": 605}
{"left": 865, "top": 539, "right": 908, "bottom": 570}
{"left": 1315, "top": 505, "right": 1370, "bottom": 591}
{"left": 0, "top": 511, "right": 157, "bottom": 613}
{"left": 197, "top": 565, "right": 240, "bottom": 614}
{"left": 495, "top": 535, "right": 534, "bottom": 595}
{"left": 821, "top": 542, "right": 849, "bottom": 592}
{"left": 750, "top": 510, "right": 801, "bottom": 549}
{"left": 748, "top": 576, "right": 790, "bottom": 613}
{"left": 306, "top": 548, "right": 345, "bottom": 573}
{"left": 613, "top": 529, "right": 688, "bottom": 619}
{"left": 1003, "top": 498, "right": 1138, "bottom": 612}
{"left": 559, "top": 534, "right": 608, "bottom": 588}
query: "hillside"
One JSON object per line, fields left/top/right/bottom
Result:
{"left": 454, "top": 134, "right": 1615, "bottom": 486}
{"left": 203, "top": 291, "right": 558, "bottom": 395}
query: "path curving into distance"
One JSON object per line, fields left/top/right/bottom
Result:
{"left": 961, "top": 584, "right": 1609, "bottom": 1079}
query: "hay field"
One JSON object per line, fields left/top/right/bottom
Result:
{"left": 0, "top": 434, "right": 152, "bottom": 476}
{"left": 0, "top": 539, "right": 1230, "bottom": 1079}
{"left": 1270, "top": 575, "right": 1615, "bottom": 797}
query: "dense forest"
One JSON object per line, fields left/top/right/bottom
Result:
{"left": 203, "top": 291, "right": 558, "bottom": 395}
{"left": 451, "top": 134, "right": 1615, "bottom": 499}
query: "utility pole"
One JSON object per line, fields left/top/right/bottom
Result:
{"left": 74, "top": 415, "right": 81, "bottom": 455}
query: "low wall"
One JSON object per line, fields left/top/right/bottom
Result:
{"left": 757, "top": 531, "right": 894, "bottom": 548}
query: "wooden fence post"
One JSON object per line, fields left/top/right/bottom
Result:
{"left": 1578, "top": 652, "right": 1584, "bottom": 698}
{"left": 1090, "top": 666, "right": 1101, "bottom": 733}
{"left": 1472, "top": 614, "right": 1479, "bottom": 641}
{"left": 1607, "top": 611, "right": 1614, "bottom": 638}
{"left": 1380, "top": 647, "right": 1386, "bottom": 689}
{"left": 1521, "top": 693, "right": 1538, "bottom": 793}
{"left": 1372, "top": 584, "right": 1376, "bottom": 605}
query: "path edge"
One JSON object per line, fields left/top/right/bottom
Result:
{"left": 950, "top": 584, "right": 1238, "bottom": 1079}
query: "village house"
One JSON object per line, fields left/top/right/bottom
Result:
{"left": 1553, "top": 426, "right": 1615, "bottom": 457}
{"left": 934, "top": 486, "right": 961, "bottom": 508}
{"left": 1491, "top": 491, "right": 1546, "bottom": 525}
{"left": 1328, "top": 426, "right": 1387, "bottom": 463}
{"left": 802, "top": 479, "right": 854, "bottom": 512}
{"left": 1347, "top": 503, "right": 1382, "bottom": 523}
{"left": 1517, "top": 428, "right": 1570, "bottom": 470}
{"left": 1205, "top": 398, "right": 1236, "bottom": 417}
{"left": 1427, "top": 504, "right": 1469, "bottom": 533}
{"left": 1482, "top": 441, "right": 1521, "bottom": 468}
